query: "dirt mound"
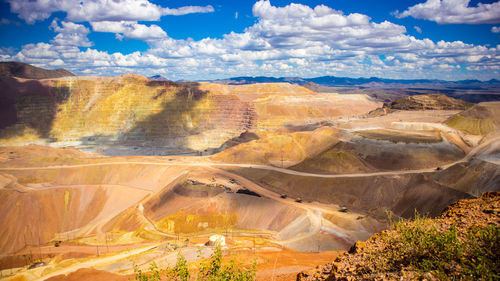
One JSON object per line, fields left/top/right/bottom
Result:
{"left": 297, "top": 192, "right": 500, "bottom": 280}
{"left": 431, "top": 159, "right": 500, "bottom": 195}
{"left": 290, "top": 147, "right": 373, "bottom": 174}
{"left": 444, "top": 102, "right": 500, "bottom": 135}
{"left": 367, "top": 94, "right": 472, "bottom": 117}
{"left": 212, "top": 126, "right": 341, "bottom": 168}
{"left": 336, "top": 137, "right": 464, "bottom": 171}
{"left": 0, "top": 62, "right": 74, "bottom": 79}
{"left": 386, "top": 94, "right": 472, "bottom": 111}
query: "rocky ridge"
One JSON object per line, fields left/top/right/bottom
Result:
{"left": 0, "top": 62, "right": 74, "bottom": 79}
{"left": 297, "top": 192, "right": 500, "bottom": 280}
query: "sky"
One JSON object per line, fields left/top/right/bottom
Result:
{"left": 1, "top": 0, "right": 500, "bottom": 81}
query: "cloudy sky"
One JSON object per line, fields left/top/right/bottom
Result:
{"left": 0, "top": 0, "right": 499, "bottom": 80}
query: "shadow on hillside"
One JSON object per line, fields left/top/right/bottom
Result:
{"left": 284, "top": 120, "right": 335, "bottom": 132}
{"left": 95, "top": 81, "right": 211, "bottom": 156}
{"left": 0, "top": 76, "right": 71, "bottom": 140}
{"left": 214, "top": 131, "right": 259, "bottom": 152}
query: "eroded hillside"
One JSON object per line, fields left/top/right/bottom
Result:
{"left": 0, "top": 75, "right": 380, "bottom": 156}
{"left": 297, "top": 192, "right": 500, "bottom": 281}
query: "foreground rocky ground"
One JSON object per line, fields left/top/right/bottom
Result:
{"left": 298, "top": 192, "right": 500, "bottom": 281}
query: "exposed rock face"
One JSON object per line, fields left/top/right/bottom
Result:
{"left": 297, "top": 192, "right": 500, "bottom": 280}
{"left": 0, "top": 75, "right": 379, "bottom": 155}
{"left": 0, "top": 62, "right": 74, "bottom": 79}
{"left": 0, "top": 76, "right": 256, "bottom": 153}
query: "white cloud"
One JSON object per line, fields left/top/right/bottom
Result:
{"left": 396, "top": 0, "right": 500, "bottom": 24}
{"left": 3, "top": 0, "right": 500, "bottom": 80}
{"left": 91, "top": 21, "right": 166, "bottom": 41}
{"left": 7, "top": 0, "right": 214, "bottom": 24}
{"left": 493, "top": 26, "right": 500, "bottom": 33}
{"left": 162, "top": 5, "right": 214, "bottom": 16}
{"left": 50, "top": 20, "right": 93, "bottom": 47}
{"left": 141, "top": 0, "right": 500, "bottom": 79}
{"left": 414, "top": 26, "right": 422, "bottom": 33}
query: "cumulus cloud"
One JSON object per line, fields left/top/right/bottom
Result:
{"left": 492, "top": 26, "right": 500, "bottom": 33}
{"left": 3, "top": 0, "right": 500, "bottom": 80}
{"left": 414, "top": 26, "right": 422, "bottom": 33}
{"left": 136, "top": 0, "right": 500, "bottom": 79}
{"left": 50, "top": 20, "right": 93, "bottom": 47}
{"left": 396, "top": 0, "right": 500, "bottom": 24}
{"left": 7, "top": 0, "right": 214, "bottom": 24}
{"left": 91, "top": 21, "right": 167, "bottom": 41}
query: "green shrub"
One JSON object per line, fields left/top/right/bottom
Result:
{"left": 165, "top": 251, "right": 190, "bottom": 281}
{"left": 464, "top": 224, "right": 500, "bottom": 279}
{"left": 131, "top": 246, "right": 256, "bottom": 281}
{"left": 132, "top": 262, "right": 161, "bottom": 281}
{"left": 198, "top": 246, "right": 256, "bottom": 281}
{"left": 383, "top": 214, "right": 500, "bottom": 280}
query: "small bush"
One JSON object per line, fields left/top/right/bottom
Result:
{"left": 383, "top": 214, "right": 500, "bottom": 280}
{"left": 464, "top": 224, "right": 500, "bottom": 279}
{"left": 165, "top": 251, "right": 190, "bottom": 281}
{"left": 198, "top": 246, "right": 256, "bottom": 281}
{"left": 132, "top": 246, "right": 256, "bottom": 281}
{"left": 132, "top": 262, "right": 161, "bottom": 281}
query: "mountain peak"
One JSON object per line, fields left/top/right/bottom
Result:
{"left": 0, "top": 61, "right": 75, "bottom": 79}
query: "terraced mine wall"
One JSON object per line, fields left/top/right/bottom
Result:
{"left": 0, "top": 76, "right": 380, "bottom": 155}
{"left": 0, "top": 76, "right": 256, "bottom": 155}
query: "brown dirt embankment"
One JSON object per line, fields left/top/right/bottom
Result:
{"left": 444, "top": 101, "right": 500, "bottom": 135}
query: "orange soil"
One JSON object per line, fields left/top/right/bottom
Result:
{"left": 230, "top": 249, "right": 341, "bottom": 281}
{"left": 45, "top": 268, "right": 130, "bottom": 281}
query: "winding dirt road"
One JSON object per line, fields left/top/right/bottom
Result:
{"left": 4, "top": 135, "right": 497, "bottom": 177}
{"left": 0, "top": 160, "right": 461, "bottom": 177}
{"left": 35, "top": 243, "right": 160, "bottom": 281}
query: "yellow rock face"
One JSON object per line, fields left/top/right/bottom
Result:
{"left": 0, "top": 76, "right": 380, "bottom": 153}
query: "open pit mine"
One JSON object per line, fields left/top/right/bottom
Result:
{"left": 0, "top": 63, "right": 499, "bottom": 280}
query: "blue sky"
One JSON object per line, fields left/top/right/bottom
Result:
{"left": 1, "top": 0, "right": 500, "bottom": 80}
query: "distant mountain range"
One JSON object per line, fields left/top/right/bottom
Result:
{"left": 0, "top": 61, "right": 74, "bottom": 79}
{"left": 212, "top": 76, "right": 500, "bottom": 89}
{"left": 1, "top": 61, "right": 498, "bottom": 102}
{"left": 149, "top": 74, "right": 170, "bottom": 81}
